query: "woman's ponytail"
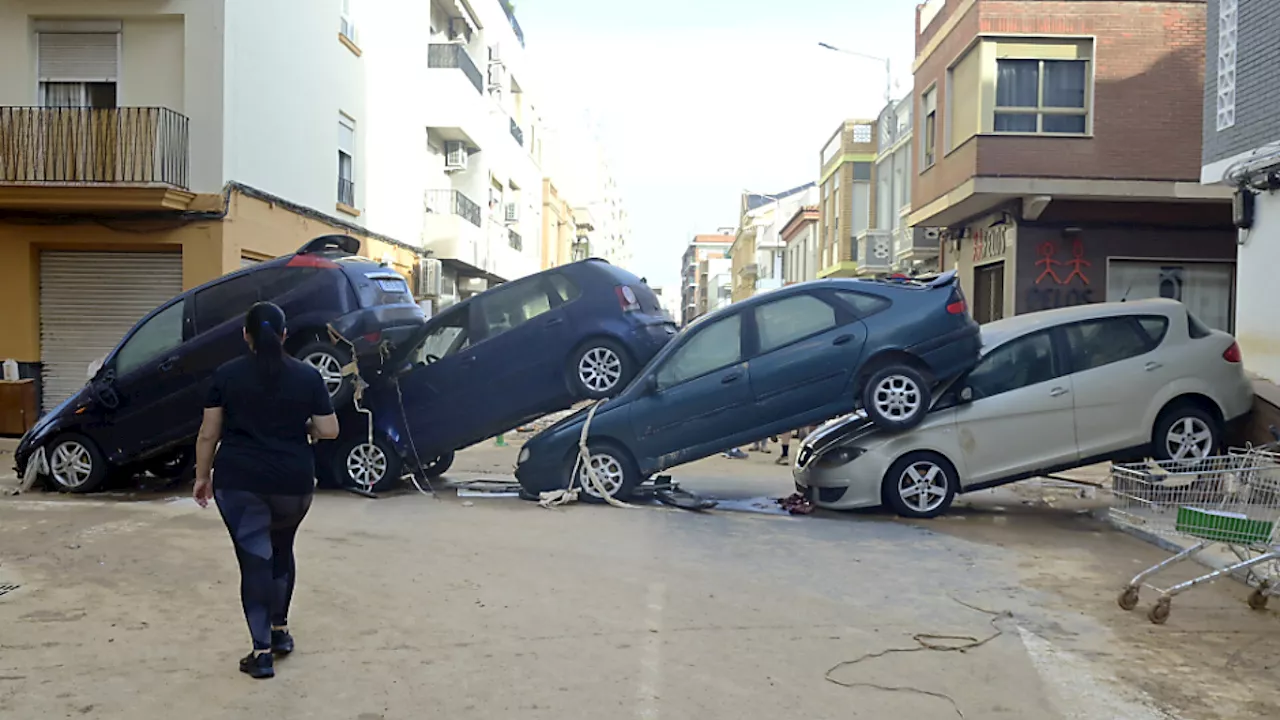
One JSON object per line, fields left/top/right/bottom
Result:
{"left": 245, "top": 302, "right": 287, "bottom": 381}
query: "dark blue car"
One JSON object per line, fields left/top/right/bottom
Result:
{"left": 513, "top": 273, "right": 981, "bottom": 501}
{"left": 322, "top": 259, "right": 677, "bottom": 490}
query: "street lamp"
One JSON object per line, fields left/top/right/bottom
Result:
{"left": 818, "top": 41, "right": 892, "bottom": 104}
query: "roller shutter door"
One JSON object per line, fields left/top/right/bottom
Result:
{"left": 39, "top": 251, "right": 183, "bottom": 413}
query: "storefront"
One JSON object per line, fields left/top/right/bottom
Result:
{"left": 950, "top": 211, "right": 1017, "bottom": 325}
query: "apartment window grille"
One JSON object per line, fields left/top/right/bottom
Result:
{"left": 1217, "top": 0, "right": 1238, "bottom": 131}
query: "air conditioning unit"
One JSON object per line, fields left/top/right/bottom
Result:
{"left": 504, "top": 202, "right": 519, "bottom": 223}
{"left": 489, "top": 43, "right": 502, "bottom": 63}
{"left": 444, "top": 141, "right": 468, "bottom": 171}
{"left": 487, "top": 62, "right": 506, "bottom": 92}
{"left": 417, "top": 257, "right": 443, "bottom": 298}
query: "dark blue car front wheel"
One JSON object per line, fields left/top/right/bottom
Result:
{"left": 566, "top": 441, "right": 640, "bottom": 502}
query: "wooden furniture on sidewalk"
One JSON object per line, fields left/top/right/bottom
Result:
{"left": 0, "top": 379, "right": 37, "bottom": 436}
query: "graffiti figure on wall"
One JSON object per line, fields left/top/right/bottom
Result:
{"left": 1027, "top": 238, "right": 1095, "bottom": 311}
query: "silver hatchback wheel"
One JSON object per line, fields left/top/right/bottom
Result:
{"left": 575, "top": 452, "right": 625, "bottom": 499}
{"left": 304, "top": 351, "right": 345, "bottom": 397}
{"left": 50, "top": 440, "right": 94, "bottom": 489}
{"left": 346, "top": 443, "right": 388, "bottom": 490}
{"left": 872, "top": 374, "right": 922, "bottom": 422}
{"left": 578, "top": 346, "right": 623, "bottom": 394}
{"left": 1165, "top": 416, "right": 1214, "bottom": 461}
{"left": 896, "top": 460, "right": 949, "bottom": 514}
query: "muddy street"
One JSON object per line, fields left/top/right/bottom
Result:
{"left": 2, "top": 442, "right": 1279, "bottom": 720}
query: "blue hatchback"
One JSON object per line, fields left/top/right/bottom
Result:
{"left": 514, "top": 273, "right": 981, "bottom": 501}
{"left": 323, "top": 259, "right": 677, "bottom": 490}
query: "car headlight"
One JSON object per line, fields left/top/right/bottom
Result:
{"left": 518, "top": 447, "right": 530, "bottom": 465}
{"left": 815, "top": 446, "right": 866, "bottom": 468}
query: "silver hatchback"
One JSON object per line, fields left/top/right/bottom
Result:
{"left": 793, "top": 299, "right": 1255, "bottom": 518}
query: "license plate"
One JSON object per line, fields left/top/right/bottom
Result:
{"left": 377, "top": 278, "right": 407, "bottom": 293}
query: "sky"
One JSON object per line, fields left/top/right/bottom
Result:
{"left": 517, "top": 0, "right": 919, "bottom": 290}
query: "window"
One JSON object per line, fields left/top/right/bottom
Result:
{"left": 754, "top": 295, "right": 837, "bottom": 353}
{"left": 1064, "top": 318, "right": 1152, "bottom": 373}
{"left": 834, "top": 291, "right": 891, "bottom": 318}
{"left": 195, "top": 274, "right": 262, "bottom": 333}
{"left": 259, "top": 267, "right": 319, "bottom": 302}
{"left": 338, "top": 114, "right": 356, "bottom": 207}
{"left": 417, "top": 311, "right": 470, "bottom": 363}
{"left": 1136, "top": 316, "right": 1170, "bottom": 346}
{"left": 478, "top": 281, "right": 552, "bottom": 339}
{"left": 1106, "top": 260, "right": 1234, "bottom": 332}
{"left": 921, "top": 87, "right": 937, "bottom": 169}
{"left": 965, "top": 331, "right": 1057, "bottom": 400}
{"left": 995, "top": 58, "right": 1088, "bottom": 134}
{"left": 1217, "top": 0, "right": 1238, "bottom": 131}
{"left": 548, "top": 274, "right": 581, "bottom": 304}
{"left": 116, "top": 301, "right": 185, "bottom": 377}
{"left": 852, "top": 162, "right": 872, "bottom": 181}
{"left": 657, "top": 315, "right": 742, "bottom": 388}
{"left": 37, "top": 33, "right": 119, "bottom": 108}
{"left": 340, "top": 0, "right": 357, "bottom": 42}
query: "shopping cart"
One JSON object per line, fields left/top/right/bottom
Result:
{"left": 1110, "top": 449, "right": 1280, "bottom": 624}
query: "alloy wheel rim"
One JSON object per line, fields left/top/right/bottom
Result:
{"left": 1166, "top": 417, "right": 1213, "bottom": 461}
{"left": 578, "top": 347, "right": 623, "bottom": 393}
{"left": 304, "top": 352, "right": 345, "bottom": 396}
{"left": 51, "top": 441, "right": 93, "bottom": 488}
{"left": 873, "top": 375, "right": 921, "bottom": 421}
{"left": 898, "top": 461, "right": 949, "bottom": 513}
{"left": 346, "top": 443, "right": 387, "bottom": 490}
{"left": 576, "top": 453, "right": 624, "bottom": 498}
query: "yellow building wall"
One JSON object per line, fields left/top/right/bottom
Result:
{"left": 0, "top": 188, "right": 422, "bottom": 364}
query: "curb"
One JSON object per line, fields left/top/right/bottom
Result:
{"left": 1112, "top": 521, "right": 1255, "bottom": 587}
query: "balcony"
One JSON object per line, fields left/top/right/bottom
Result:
{"left": 425, "top": 45, "right": 488, "bottom": 148}
{"left": 893, "top": 226, "right": 940, "bottom": 269}
{"left": 0, "top": 106, "right": 194, "bottom": 211}
{"left": 856, "top": 230, "right": 894, "bottom": 274}
{"left": 423, "top": 189, "right": 488, "bottom": 269}
{"left": 509, "top": 117, "right": 524, "bottom": 146}
{"left": 498, "top": 0, "right": 526, "bottom": 47}
{"left": 428, "top": 44, "right": 483, "bottom": 94}
{"left": 425, "top": 189, "right": 482, "bottom": 227}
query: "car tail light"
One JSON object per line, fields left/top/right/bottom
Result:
{"left": 615, "top": 285, "right": 640, "bottom": 312}
{"left": 945, "top": 286, "right": 967, "bottom": 315}
{"left": 1223, "top": 341, "right": 1242, "bottom": 363}
{"left": 363, "top": 331, "right": 382, "bottom": 344}
{"left": 288, "top": 254, "right": 339, "bottom": 269}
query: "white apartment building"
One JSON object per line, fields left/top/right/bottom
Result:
{"left": 360, "top": 0, "right": 545, "bottom": 305}
{"left": 543, "top": 110, "right": 632, "bottom": 269}
{"left": 0, "top": 0, "right": 423, "bottom": 411}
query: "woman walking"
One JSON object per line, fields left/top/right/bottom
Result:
{"left": 192, "top": 302, "right": 339, "bottom": 679}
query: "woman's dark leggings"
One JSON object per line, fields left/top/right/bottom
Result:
{"left": 214, "top": 489, "right": 313, "bottom": 651}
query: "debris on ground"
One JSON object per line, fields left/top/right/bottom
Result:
{"left": 777, "top": 493, "right": 814, "bottom": 515}
{"left": 654, "top": 486, "right": 718, "bottom": 512}
{"left": 455, "top": 480, "right": 523, "bottom": 498}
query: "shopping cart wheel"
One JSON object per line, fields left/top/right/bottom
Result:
{"left": 1148, "top": 598, "right": 1172, "bottom": 625}
{"left": 1247, "top": 588, "right": 1270, "bottom": 611}
{"left": 1117, "top": 586, "right": 1140, "bottom": 611}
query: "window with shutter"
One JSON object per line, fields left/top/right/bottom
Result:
{"left": 37, "top": 33, "right": 119, "bottom": 108}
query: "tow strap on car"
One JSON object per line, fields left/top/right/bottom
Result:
{"left": 539, "top": 400, "right": 636, "bottom": 510}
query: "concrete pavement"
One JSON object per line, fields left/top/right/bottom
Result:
{"left": 2, "top": 442, "right": 1279, "bottom": 719}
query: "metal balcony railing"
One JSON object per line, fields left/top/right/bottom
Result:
{"left": 338, "top": 177, "right": 355, "bottom": 207}
{"left": 509, "top": 117, "right": 524, "bottom": 146}
{"left": 0, "top": 106, "right": 189, "bottom": 187}
{"left": 498, "top": 0, "right": 526, "bottom": 47}
{"left": 428, "top": 43, "right": 483, "bottom": 95}
{"left": 508, "top": 228, "right": 523, "bottom": 251}
{"left": 425, "top": 189, "right": 482, "bottom": 227}
{"left": 856, "top": 230, "right": 894, "bottom": 269}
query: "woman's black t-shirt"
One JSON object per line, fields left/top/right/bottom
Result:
{"left": 206, "top": 355, "right": 335, "bottom": 495}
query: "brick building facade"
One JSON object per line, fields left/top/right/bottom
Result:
{"left": 910, "top": 0, "right": 1236, "bottom": 327}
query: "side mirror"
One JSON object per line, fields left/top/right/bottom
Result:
{"left": 959, "top": 386, "right": 974, "bottom": 403}
{"left": 644, "top": 375, "right": 660, "bottom": 395}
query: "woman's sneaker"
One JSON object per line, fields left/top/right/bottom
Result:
{"left": 239, "top": 652, "right": 274, "bottom": 679}
{"left": 271, "top": 629, "right": 295, "bottom": 655}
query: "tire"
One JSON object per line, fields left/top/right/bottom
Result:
{"left": 565, "top": 441, "right": 640, "bottom": 503}
{"left": 295, "top": 340, "right": 355, "bottom": 409}
{"left": 568, "top": 339, "right": 633, "bottom": 400}
{"left": 1152, "top": 403, "right": 1219, "bottom": 462}
{"left": 862, "top": 365, "right": 931, "bottom": 432}
{"left": 881, "top": 451, "right": 957, "bottom": 519}
{"left": 422, "top": 450, "right": 455, "bottom": 478}
{"left": 332, "top": 435, "right": 403, "bottom": 493}
{"left": 46, "top": 433, "right": 110, "bottom": 494}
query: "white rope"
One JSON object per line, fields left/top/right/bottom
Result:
{"left": 11, "top": 446, "right": 46, "bottom": 495}
{"left": 540, "top": 400, "right": 637, "bottom": 509}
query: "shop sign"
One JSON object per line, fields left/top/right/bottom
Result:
{"left": 971, "top": 224, "right": 1010, "bottom": 263}
{"left": 1025, "top": 238, "right": 1096, "bottom": 311}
